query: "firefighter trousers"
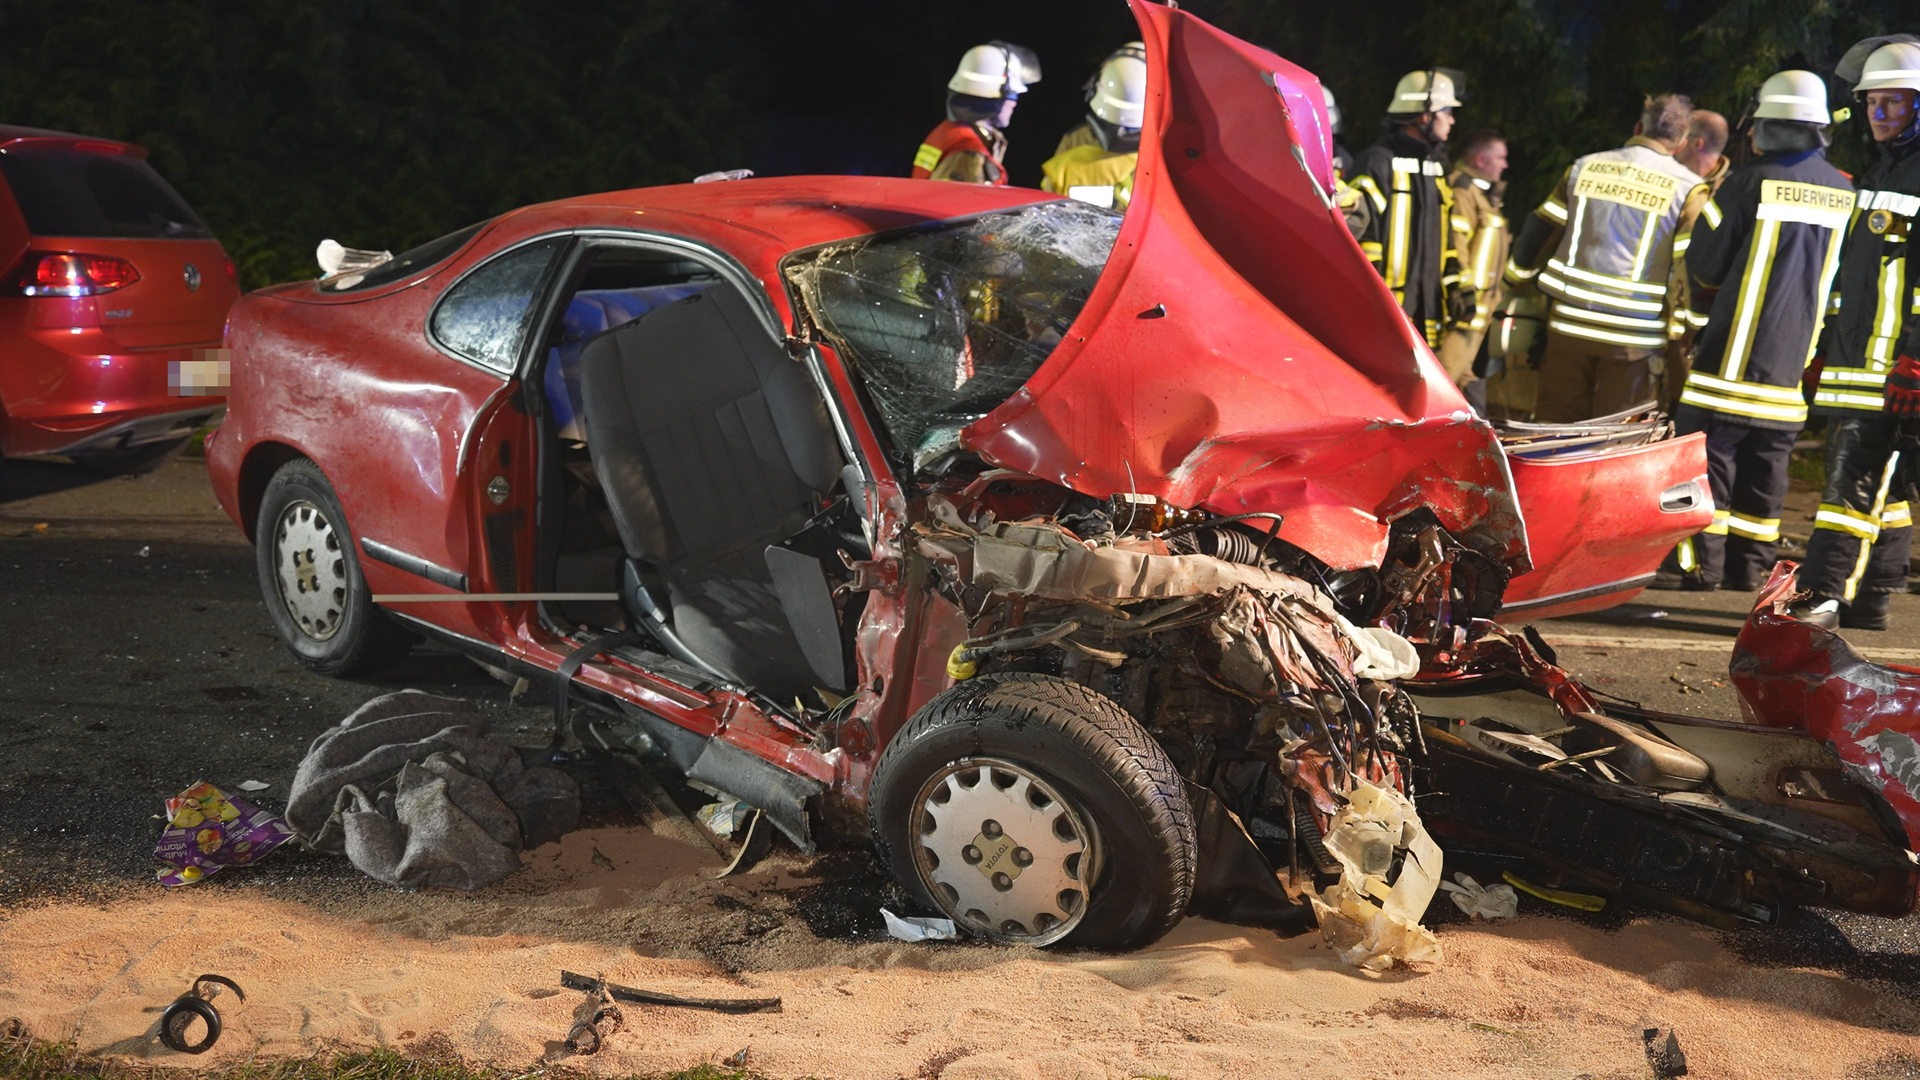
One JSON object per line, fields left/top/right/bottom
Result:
{"left": 1663, "top": 407, "right": 1796, "bottom": 587}
{"left": 1533, "top": 329, "right": 1659, "bottom": 423}
{"left": 1799, "top": 413, "right": 1913, "bottom": 603}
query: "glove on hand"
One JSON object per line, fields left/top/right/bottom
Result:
{"left": 1445, "top": 284, "right": 1477, "bottom": 327}
{"left": 1887, "top": 354, "right": 1920, "bottom": 417}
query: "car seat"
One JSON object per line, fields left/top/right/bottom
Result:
{"left": 578, "top": 285, "right": 848, "bottom": 700}
{"left": 545, "top": 284, "right": 709, "bottom": 442}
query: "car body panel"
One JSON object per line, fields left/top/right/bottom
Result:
{"left": 0, "top": 126, "right": 237, "bottom": 457}
{"left": 1733, "top": 563, "right": 1920, "bottom": 850}
{"left": 1498, "top": 434, "right": 1712, "bottom": 619}
{"left": 966, "top": 2, "right": 1528, "bottom": 573}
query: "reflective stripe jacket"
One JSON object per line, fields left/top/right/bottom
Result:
{"left": 912, "top": 121, "right": 1008, "bottom": 185}
{"left": 1507, "top": 137, "right": 1710, "bottom": 354}
{"left": 1812, "top": 137, "right": 1920, "bottom": 414}
{"left": 1351, "top": 129, "right": 1460, "bottom": 330}
{"left": 1447, "top": 166, "right": 1509, "bottom": 335}
{"left": 1040, "top": 144, "right": 1138, "bottom": 210}
{"left": 1678, "top": 148, "right": 1853, "bottom": 430}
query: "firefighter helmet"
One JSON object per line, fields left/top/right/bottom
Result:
{"left": 1487, "top": 293, "right": 1546, "bottom": 367}
{"left": 1322, "top": 84, "right": 1343, "bottom": 135}
{"left": 1854, "top": 42, "right": 1920, "bottom": 94}
{"left": 1090, "top": 43, "right": 1147, "bottom": 129}
{"left": 1753, "top": 70, "right": 1831, "bottom": 124}
{"left": 950, "top": 42, "right": 1041, "bottom": 99}
{"left": 1388, "top": 69, "right": 1462, "bottom": 115}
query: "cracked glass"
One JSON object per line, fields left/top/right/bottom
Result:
{"left": 792, "top": 200, "right": 1121, "bottom": 462}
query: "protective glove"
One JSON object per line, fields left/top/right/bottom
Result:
{"left": 1886, "top": 354, "right": 1920, "bottom": 416}
{"left": 1445, "top": 283, "right": 1477, "bottom": 327}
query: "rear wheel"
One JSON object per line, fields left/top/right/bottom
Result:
{"left": 869, "top": 672, "right": 1196, "bottom": 949}
{"left": 255, "top": 458, "right": 409, "bottom": 675}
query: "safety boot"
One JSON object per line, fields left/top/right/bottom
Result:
{"left": 1841, "top": 592, "right": 1891, "bottom": 631}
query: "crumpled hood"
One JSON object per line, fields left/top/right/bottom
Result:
{"left": 962, "top": 1, "right": 1526, "bottom": 571}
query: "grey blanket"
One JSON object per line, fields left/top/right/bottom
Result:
{"left": 286, "top": 690, "right": 579, "bottom": 890}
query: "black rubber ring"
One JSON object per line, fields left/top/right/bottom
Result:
{"left": 565, "top": 1020, "right": 600, "bottom": 1055}
{"left": 160, "top": 995, "right": 221, "bottom": 1054}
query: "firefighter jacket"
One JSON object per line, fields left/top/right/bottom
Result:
{"left": 912, "top": 121, "right": 1008, "bottom": 185}
{"left": 1677, "top": 148, "right": 1854, "bottom": 430}
{"left": 1811, "top": 136, "right": 1920, "bottom": 414}
{"left": 1351, "top": 129, "right": 1462, "bottom": 332}
{"left": 1040, "top": 144, "right": 1138, "bottom": 210}
{"left": 1506, "top": 136, "right": 1711, "bottom": 355}
{"left": 1447, "top": 165, "right": 1510, "bottom": 336}
{"left": 1053, "top": 122, "right": 1099, "bottom": 158}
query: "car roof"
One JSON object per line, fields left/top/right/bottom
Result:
{"left": 0, "top": 125, "right": 146, "bottom": 158}
{"left": 511, "top": 175, "right": 1055, "bottom": 251}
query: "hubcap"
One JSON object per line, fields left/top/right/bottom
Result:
{"left": 272, "top": 499, "right": 347, "bottom": 642}
{"left": 910, "top": 757, "right": 1097, "bottom": 945}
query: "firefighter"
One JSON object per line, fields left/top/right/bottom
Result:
{"left": 1505, "top": 94, "right": 1713, "bottom": 421}
{"left": 1662, "top": 109, "right": 1732, "bottom": 415}
{"left": 1790, "top": 41, "right": 1920, "bottom": 631}
{"left": 1436, "top": 129, "right": 1510, "bottom": 403}
{"left": 1351, "top": 69, "right": 1470, "bottom": 347}
{"left": 1040, "top": 43, "right": 1146, "bottom": 210}
{"left": 912, "top": 42, "right": 1041, "bottom": 185}
{"left": 1651, "top": 71, "right": 1854, "bottom": 593}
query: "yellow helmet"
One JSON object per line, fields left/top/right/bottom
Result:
{"left": 1389, "top": 69, "right": 1462, "bottom": 115}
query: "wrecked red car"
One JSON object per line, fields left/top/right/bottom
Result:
{"left": 206, "top": 2, "right": 1915, "bottom": 949}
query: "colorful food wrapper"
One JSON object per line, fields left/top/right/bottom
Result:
{"left": 154, "top": 780, "right": 295, "bottom": 886}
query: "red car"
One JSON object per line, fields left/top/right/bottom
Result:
{"left": 207, "top": 3, "right": 1914, "bottom": 947}
{"left": 0, "top": 125, "right": 238, "bottom": 472}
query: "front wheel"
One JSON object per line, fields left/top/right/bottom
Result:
{"left": 869, "top": 672, "right": 1197, "bottom": 949}
{"left": 255, "top": 458, "right": 409, "bottom": 676}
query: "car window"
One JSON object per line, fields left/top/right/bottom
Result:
{"left": 430, "top": 238, "right": 566, "bottom": 373}
{"left": 319, "top": 220, "right": 489, "bottom": 293}
{"left": 790, "top": 200, "right": 1120, "bottom": 461}
{"left": 0, "top": 149, "right": 211, "bottom": 239}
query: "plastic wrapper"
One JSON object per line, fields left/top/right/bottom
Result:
{"left": 153, "top": 780, "right": 295, "bottom": 886}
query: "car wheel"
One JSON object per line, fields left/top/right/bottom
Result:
{"left": 255, "top": 458, "right": 409, "bottom": 675}
{"left": 869, "top": 672, "right": 1197, "bottom": 949}
{"left": 71, "top": 437, "right": 189, "bottom": 477}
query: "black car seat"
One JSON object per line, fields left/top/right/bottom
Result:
{"left": 578, "top": 285, "right": 847, "bottom": 700}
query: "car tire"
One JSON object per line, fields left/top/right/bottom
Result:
{"left": 71, "top": 437, "right": 189, "bottom": 477}
{"left": 868, "top": 672, "right": 1196, "bottom": 949}
{"left": 255, "top": 458, "right": 409, "bottom": 676}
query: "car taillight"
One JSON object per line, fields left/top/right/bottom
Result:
{"left": 11, "top": 252, "right": 142, "bottom": 297}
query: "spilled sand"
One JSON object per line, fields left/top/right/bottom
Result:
{"left": 3, "top": 820, "right": 1918, "bottom": 1080}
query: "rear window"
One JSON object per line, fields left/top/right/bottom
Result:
{"left": 790, "top": 199, "right": 1120, "bottom": 462}
{"left": 0, "top": 148, "right": 212, "bottom": 239}
{"left": 318, "top": 220, "right": 489, "bottom": 293}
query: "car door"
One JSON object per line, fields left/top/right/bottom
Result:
{"left": 362, "top": 234, "right": 569, "bottom": 643}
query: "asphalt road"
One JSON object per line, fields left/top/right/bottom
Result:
{"left": 2, "top": 453, "right": 1917, "bottom": 983}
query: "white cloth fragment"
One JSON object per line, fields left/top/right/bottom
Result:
{"left": 1308, "top": 780, "right": 1444, "bottom": 970}
{"left": 1438, "top": 872, "right": 1519, "bottom": 920}
{"left": 881, "top": 908, "right": 958, "bottom": 942}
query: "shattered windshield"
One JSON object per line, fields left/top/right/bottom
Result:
{"left": 791, "top": 200, "right": 1120, "bottom": 461}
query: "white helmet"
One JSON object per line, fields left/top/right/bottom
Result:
{"left": 1855, "top": 41, "right": 1920, "bottom": 94}
{"left": 950, "top": 42, "right": 1040, "bottom": 98}
{"left": 1322, "top": 84, "right": 1343, "bottom": 135}
{"left": 1389, "top": 69, "right": 1461, "bottom": 115}
{"left": 1753, "top": 70, "right": 1831, "bottom": 124}
{"left": 1090, "top": 44, "right": 1147, "bottom": 129}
